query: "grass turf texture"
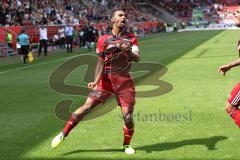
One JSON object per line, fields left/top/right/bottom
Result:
{"left": 1, "top": 30, "right": 240, "bottom": 160}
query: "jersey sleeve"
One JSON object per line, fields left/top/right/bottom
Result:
{"left": 131, "top": 35, "right": 138, "bottom": 47}
{"left": 130, "top": 34, "right": 139, "bottom": 53}
{"left": 96, "top": 36, "right": 105, "bottom": 60}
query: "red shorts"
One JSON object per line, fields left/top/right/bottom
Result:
{"left": 228, "top": 83, "right": 240, "bottom": 106}
{"left": 88, "top": 73, "right": 136, "bottom": 107}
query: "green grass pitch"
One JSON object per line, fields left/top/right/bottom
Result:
{"left": 1, "top": 30, "right": 240, "bottom": 160}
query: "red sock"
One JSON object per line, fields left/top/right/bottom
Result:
{"left": 63, "top": 114, "right": 80, "bottom": 137}
{"left": 227, "top": 107, "right": 240, "bottom": 127}
{"left": 123, "top": 126, "right": 134, "bottom": 145}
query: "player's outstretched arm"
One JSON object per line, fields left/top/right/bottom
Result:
{"left": 218, "top": 58, "right": 240, "bottom": 76}
{"left": 88, "top": 58, "right": 104, "bottom": 89}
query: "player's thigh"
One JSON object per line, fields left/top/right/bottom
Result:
{"left": 228, "top": 83, "right": 240, "bottom": 107}
{"left": 116, "top": 86, "right": 135, "bottom": 108}
{"left": 74, "top": 89, "right": 112, "bottom": 114}
{"left": 74, "top": 97, "right": 99, "bottom": 114}
{"left": 89, "top": 89, "right": 112, "bottom": 104}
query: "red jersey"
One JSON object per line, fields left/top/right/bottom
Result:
{"left": 88, "top": 32, "right": 138, "bottom": 107}
{"left": 96, "top": 32, "right": 138, "bottom": 75}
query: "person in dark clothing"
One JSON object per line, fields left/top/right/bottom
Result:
{"left": 58, "top": 26, "right": 65, "bottom": 49}
{"left": 78, "top": 28, "right": 85, "bottom": 48}
{"left": 84, "top": 23, "right": 97, "bottom": 51}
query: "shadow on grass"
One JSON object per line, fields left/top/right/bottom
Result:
{"left": 180, "top": 54, "right": 235, "bottom": 60}
{"left": 136, "top": 136, "right": 227, "bottom": 153}
{"left": 0, "top": 48, "right": 92, "bottom": 73}
{"left": 61, "top": 136, "right": 227, "bottom": 156}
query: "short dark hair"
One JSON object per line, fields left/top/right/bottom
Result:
{"left": 111, "top": 9, "right": 125, "bottom": 18}
{"left": 21, "top": 29, "right": 26, "bottom": 33}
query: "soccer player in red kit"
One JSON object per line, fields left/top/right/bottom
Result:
{"left": 51, "top": 10, "right": 140, "bottom": 155}
{"left": 218, "top": 59, "right": 240, "bottom": 128}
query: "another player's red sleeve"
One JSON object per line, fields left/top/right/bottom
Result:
{"left": 131, "top": 36, "right": 138, "bottom": 47}
{"left": 96, "top": 36, "right": 105, "bottom": 60}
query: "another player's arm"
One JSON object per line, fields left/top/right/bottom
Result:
{"left": 88, "top": 58, "right": 104, "bottom": 89}
{"left": 218, "top": 58, "right": 240, "bottom": 76}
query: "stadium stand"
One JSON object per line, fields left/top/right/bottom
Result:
{"left": 0, "top": 0, "right": 158, "bottom": 27}
{"left": 146, "top": 0, "right": 240, "bottom": 25}
{"left": 1, "top": 0, "right": 240, "bottom": 56}
{"left": 0, "top": 0, "right": 163, "bottom": 56}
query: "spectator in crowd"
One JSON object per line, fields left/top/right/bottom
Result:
{"left": 6, "top": 31, "right": 12, "bottom": 48}
{"left": 52, "top": 33, "right": 59, "bottom": 50}
{"left": 58, "top": 26, "right": 65, "bottom": 49}
{"left": 84, "top": 22, "right": 97, "bottom": 51}
{"left": 65, "top": 23, "right": 74, "bottom": 53}
{"left": 173, "top": 22, "right": 177, "bottom": 32}
{"left": 78, "top": 27, "right": 85, "bottom": 48}
{"left": 0, "top": 0, "right": 157, "bottom": 27}
{"left": 133, "top": 25, "right": 138, "bottom": 37}
{"left": 81, "top": 23, "right": 88, "bottom": 48}
{"left": 38, "top": 25, "right": 48, "bottom": 56}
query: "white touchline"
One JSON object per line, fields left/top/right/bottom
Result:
{"left": 0, "top": 55, "right": 81, "bottom": 75}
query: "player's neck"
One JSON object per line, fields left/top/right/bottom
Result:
{"left": 112, "top": 27, "right": 124, "bottom": 37}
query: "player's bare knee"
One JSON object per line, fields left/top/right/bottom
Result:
{"left": 80, "top": 102, "right": 97, "bottom": 114}
{"left": 79, "top": 105, "right": 90, "bottom": 115}
{"left": 72, "top": 113, "right": 78, "bottom": 119}
{"left": 74, "top": 104, "right": 90, "bottom": 115}
{"left": 226, "top": 102, "right": 234, "bottom": 113}
{"left": 73, "top": 108, "right": 84, "bottom": 117}
{"left": 71, "top": 112, "right": 84, "bottom": 122}
{"left": 123, "top": 113, "right": 134, "bottom": 124}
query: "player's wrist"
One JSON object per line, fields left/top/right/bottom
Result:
{"left": 227, "top": 64, "right": 233, "bottom": 69}
{"left": 93, "top": 81, "right": 98, "bottom": 85}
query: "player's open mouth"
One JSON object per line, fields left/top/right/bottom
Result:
{"left": 121, "top": 20, "right": 126, "bottom": 25}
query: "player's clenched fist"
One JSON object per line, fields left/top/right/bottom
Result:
{"left": 88, "top": 82, "right": 97, "bottom": 89}
{"left": 218, "top": 65, "right": 231, "bottom": 76}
